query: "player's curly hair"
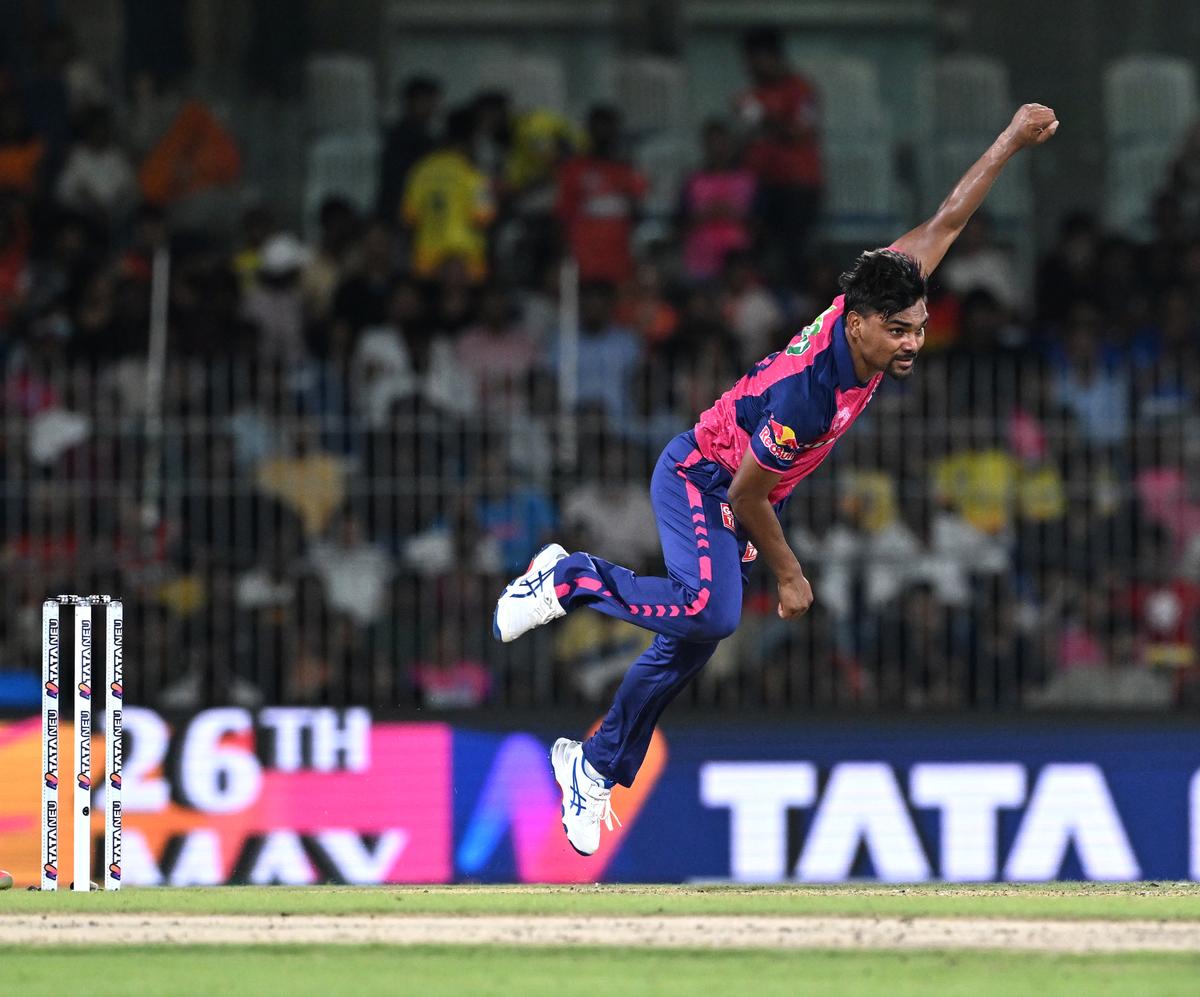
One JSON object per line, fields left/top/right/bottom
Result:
{"left": 839, "top": 249, "right": 927, "bottom": 319}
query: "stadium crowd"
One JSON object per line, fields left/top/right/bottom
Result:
{"left": 2, "top": 24, "right": 1200, "bottom": 712}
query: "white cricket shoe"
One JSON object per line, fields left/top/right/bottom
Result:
{"left": 492, "top": 543, "right": 568, "bottom": 643}
{"left": 550, "top": 737, "right": 620, "bottom": 856}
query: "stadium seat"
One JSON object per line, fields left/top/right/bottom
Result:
{"left": 1103, "top": 56, "right": 1198, "bottom": 236}
{"left": 928, "top": 134, "right": 1035, "bottom": 281}
{"left": 1104, "top": 55, "right": 1197, "bottom": 146}
{"left": 474, "top": 52, "right": 568, "bottom": 114}
{"left": 599, "top": 56, "right": 689, "bottom": 139}
{"left": 794, "top": 56, "right": 886, "bottom": 137}
{"left": 304, "top": 133, "right": 380, "bottom": 237}
{"left": 916, "top": 55, "right": 1011, "bottom": 137}
{"left": 305, "top": 54, "right": 379, "bottom": 136}
{"left": 633, "top": 134, "right": 691, "bottom": 220}
{"left": 819, "top": 139, "right": 900, "bottom": 245}
{"left": 1106, "top": 141, "right": 1178, "bottom": 237}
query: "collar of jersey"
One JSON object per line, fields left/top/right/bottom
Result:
{"left": 831, "top": 314, "right": 874, "bottom": 391}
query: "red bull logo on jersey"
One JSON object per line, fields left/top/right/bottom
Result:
{"left": 760, "top": 418, "right": 801, "bottom": 463}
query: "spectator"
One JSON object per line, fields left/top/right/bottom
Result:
{"left": 173, "top": 260, "right": 257, "bottom": 358}
{"left": 561, "top": 281, "right": 641, "bottom": 421}
{"left": 1036, "top": 211, "right": 1100, "bottom": 326}
{"left": 504, "top": 108, "right": 578, "bottom": 284}
{"left": 329, "top": 218, "right": 398, "bottom": 356}
{"left": 1050, "top": 302, "right": 1130, "bottom": 451}
{"left": 301, "top": 196, "right": 360, "bottom": 328}
{"left": 55, "top": 105, "right": 137, "bottom": 227}
{"left": 411, "top": 625, "right": 491, "bottom": 708}
{"left": 0, "top": 92, "right": 45, "bottom": 194}
{"left": 241, "top": 232, "right": 309, "bottom": 363}
{"left": 256, "top": 420, "right": 348, "bottom": 539}
{"left": 306, "top": 511, "right": 395, "bottom": 626}
{"left": 561, "top": 432, "right": 659, "bottom": 572}
{"left": 881, "top": 582, "right": 968, "bottom": 707}
{"left": 456, "top": 283, "right": 538, "bottom": 411}
{"left": 402, "top": 105, "right": 495, "bottom": 283}
{"left": 378, "top": 76, "right": 442, "bottom": 225}
{"left": 615, "top": 259, "right": 678, "bottom": 350}
{"left": 472, "top": 440, "right": 557, "bottom": 576}
{"left": 230, "top": 204, "right": 277, "bottom": 291}
{"left": 1167, "top": 120, "right": 1200, "bottom": 233}
{"left": 555, "top": 105, "right": 647, "bottom": 286}
{"left": 932, "top": 438, "right": 1020, "bottom": 537}
{"left": 680, "top": 119, "right": 757, "bottom": 282}
{"left": 471, "top": 90, "right": 512, "bottom": 184}
{"left": 1132, "top": 285, "right": 1200, "bottom": 421}
{"left": 25, "top": 210, "right": 96, "bottom": 320}
{"left": 735, "top": 25, "right": 821, "bottom": 284}
{"left": 0, "top": 193, "right": 30, "bottom": 332}
{"left": 350, "top": 277, "right": 427, "bottom": 428}
{"left": 939, "top": 212, "right": 1025, "bottom": 314}
{"left": 1116, "top": 526, "right": 1200, "bottom": 672}
{"left": 719, "top": 250, "right": 784, "bottom": 365}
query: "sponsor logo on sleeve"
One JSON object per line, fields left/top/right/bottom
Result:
{"left": 742, "top": 541, "right": 758, "bottom": 563}
{"left": 720, "top": 503, "right": 736, "bottom": 532}
{"left": 759, "top": 418, "right": 801, "bottom": 464}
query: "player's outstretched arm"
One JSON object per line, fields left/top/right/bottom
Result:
{"left": 729, "top": 450, "right": 814, "bottom": 619}
{"left": 891, "top": 103, "right": 1058, "bottom": 276}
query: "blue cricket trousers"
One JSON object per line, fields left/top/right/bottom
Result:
{"left": 553, "top": 431, "right": 755, "bottom": 786}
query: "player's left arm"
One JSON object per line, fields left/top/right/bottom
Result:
{"left": 891, "top": 103, "right": 1059, "bottom": 276}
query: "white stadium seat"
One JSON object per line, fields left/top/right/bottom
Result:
{"left": 304, "top": 132, "right": 381, "bottom": 236}
{"left": 916, "top": 55, "right": 1011, "bottom": 137}
{"left": 794, "top": 56, "right": 886, "bottom": 137}
{"left": 599, "top": 56, "right": 689, "bottom": 138}
{"left": 1104, "top": 55, "right": 1197, "bottom": 146}
{"left": 305, "top": 54, "right": 378, "bottom": 136}
{"left": 474, "top": 52, "right": 568, "bottom": 114}
{"left": 1103, "top": 56, "right": 1198, "bottom": 236}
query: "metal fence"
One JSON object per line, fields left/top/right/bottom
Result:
{"left": 2, "top": 344, "right": 1196, "bottom": 713}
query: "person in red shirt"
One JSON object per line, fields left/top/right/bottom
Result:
{"left": 556, "top": 105, "right": 647, "bottom": 286}
{"left": 735, "top": 26, "right": 822, "bottom": 285}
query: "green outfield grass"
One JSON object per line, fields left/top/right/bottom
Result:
{"left": 3, "top": 946, "right": 1200, "bottom": 997}
{"left": 2, "top": 881, "right": 1200, "bottom": 920}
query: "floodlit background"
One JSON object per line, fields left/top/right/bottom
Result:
{"left": 1, "top": 0, "right": 1200, "bottom": 888}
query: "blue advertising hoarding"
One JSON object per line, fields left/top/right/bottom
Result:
{"left": 2, "top": 709, "right": 1197, "bottom": 885}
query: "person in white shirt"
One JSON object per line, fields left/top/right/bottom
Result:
{"left": 55, "top": 105, "right": 136, "bottom": 225}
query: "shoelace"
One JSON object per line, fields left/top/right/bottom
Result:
{"left": 597, "top": 796, "right": 623, "bottom": 832}
{"left": 584, "top": 784, "right": 623, "bottom": 832}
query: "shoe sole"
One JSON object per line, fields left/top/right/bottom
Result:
{"left": 492, "top": 544, "right": 561, "bottom": 644}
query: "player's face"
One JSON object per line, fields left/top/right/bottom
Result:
{"left": 856, "top": 300, "right": 928, "bottom": 380}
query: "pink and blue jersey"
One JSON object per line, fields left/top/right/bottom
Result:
{"left": 551, "top": 294, "right": 884, "bottom": 786}
{"left": 694, "top": 294, "right": 882, "bottom": 504}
